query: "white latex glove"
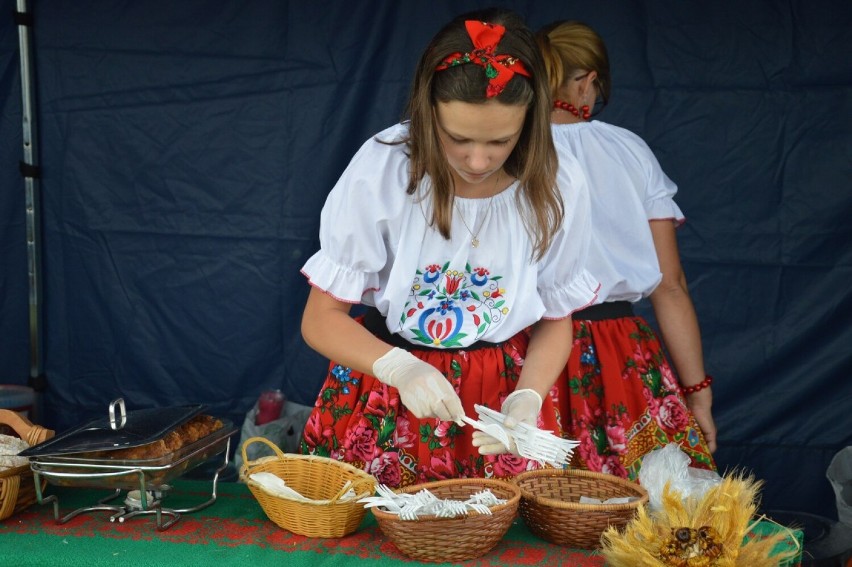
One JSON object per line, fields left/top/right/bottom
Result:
{"left": 471, "top": 389, "right": 543, "bottom": 456}
{"left": 372, "top": 347, "right": 464, "bottom": 423}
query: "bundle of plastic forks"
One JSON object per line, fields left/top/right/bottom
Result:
{"left": 470, "top": 404, "right": 580, "bottom": 468}
{"left": 358, "top": 484, "right": 505, "bottom": 520}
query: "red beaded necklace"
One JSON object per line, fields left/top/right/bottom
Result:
{"left": 553, "top": 99, "right": 590, "bottom": 120}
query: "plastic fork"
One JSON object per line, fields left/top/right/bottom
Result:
{"left": 464, "top": 502, "right": 493, "bottom": 515}
{"left": 474, "top": 404, "right": 579, "bottom": 467}
{"left": 359, "top": 485, "right": 505, "bottom": 520}
{"left": 461, "top": 415, "right": 513, "bottom": 452}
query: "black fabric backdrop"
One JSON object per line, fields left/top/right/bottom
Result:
{"left": 1, "top": 1, "right": 850, "bottom": 518}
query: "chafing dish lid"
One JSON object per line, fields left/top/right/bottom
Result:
{"left": 20, "top": 400, "right": 205, "bottom": 458}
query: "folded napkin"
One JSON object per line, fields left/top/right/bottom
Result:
{"left": 249, "top": 472, "right": 357, "bottom": 503}
{"left": 0, "top": 434, "right": 30, "bottom": 471}
{"left": 579, "top": 495, "right": 640, "bottom": 505}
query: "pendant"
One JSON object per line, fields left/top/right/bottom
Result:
{"left": 471, "top": 237, "right": 479, "bottom": 248}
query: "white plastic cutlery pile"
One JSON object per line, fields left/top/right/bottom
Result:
{"left": 469, "top": 403, "right": 579, "bottom": 468}
{"left": 358, "top": 484, "right": 506, "bottom": 520}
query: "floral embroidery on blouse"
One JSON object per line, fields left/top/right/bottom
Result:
{"left": 398, "top": 261, "right": 510, "bottom": 347}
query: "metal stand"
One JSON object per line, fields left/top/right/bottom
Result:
{"left": 33, "top": 438, "right": 232, "bottom": 531}
{"left": 16, "top": 0, "right": 46, "bottom": 423}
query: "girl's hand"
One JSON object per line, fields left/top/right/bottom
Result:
{"left": 372, "top": 347, "right": 464, "bottom": 423}
{"left": 685, "top": 389, "right": 717, "bottom": 452}
{"left": 471, "top": 389, "right": 542, "bottom": 455}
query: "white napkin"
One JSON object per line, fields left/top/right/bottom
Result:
{"left": 0, "top": 434, "right": 29, "bottom": 471}
{"left": 250, "top": 472, "right": 357, "bottom": 503}
{"left": 579, "top": 495, "right": 640, "bottom": 505}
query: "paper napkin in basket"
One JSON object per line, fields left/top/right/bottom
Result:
{"left": 249, "top": 472, "right": 357, "bottom": 503}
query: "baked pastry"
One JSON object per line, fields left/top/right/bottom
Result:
{"left": 88, "top": 414, "right": 223, "bottom": 461}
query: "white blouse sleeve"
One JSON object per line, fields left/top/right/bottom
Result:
{"left": 537, "top": 148, "right": 600, "bottom": 319}
{"left": 629, "top": 132, "right": 685, "bottom": 225}
{"left": 301, "top": 126, "right": 409, "bottom": 303}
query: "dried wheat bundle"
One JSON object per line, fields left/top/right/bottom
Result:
{"left": 600, "top": 472, "right": 800, "bottom": 567}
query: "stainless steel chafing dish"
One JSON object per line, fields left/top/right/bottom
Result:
{"left": 20, "top": 398, "right": 238, "bottom": 530}
{"left": 22, "top": 398, "right": 237, "bottom": 489}
{"left": 26, "top": 420, "right": 236, "bottom": 490}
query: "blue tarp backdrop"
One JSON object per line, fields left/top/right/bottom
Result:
{"left": 1, "top": 1, "right": 850, "bottom": 518}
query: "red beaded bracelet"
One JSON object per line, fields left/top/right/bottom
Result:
{"left": 681, "top": 375, "right": 713, "bottom": 395}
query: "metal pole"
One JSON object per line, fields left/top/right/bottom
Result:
{"left": 16, "top": 0, "right": 45, "bottom": 422}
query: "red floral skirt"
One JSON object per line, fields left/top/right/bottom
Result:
{"left": 554, "top": 315, "right": 716, "bottom": 480}
{"left": 299, "top": 329, "right": 559, "bottom": 488}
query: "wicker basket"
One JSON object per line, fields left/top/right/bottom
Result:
{"left": 513, "top": 468, "right": 648, "bottom": 549}
{"left": 371, "top": 478, "right": 520, "bottom": 563}
{"left": 0, "top": 409, "right": 54, "bottom": 522}
{"left": 239, "top": 436, "right": 376, "bottom": 538}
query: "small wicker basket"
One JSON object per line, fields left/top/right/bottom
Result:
{"left": 239, "top": 436, "right": 376, "bottom": 538}
{"left": 371, "top": 477, "right": 521, "bottom": 563}
{"left": 0, "top": 409, "right": 54, "bottom": 522}
{"left": 513, "top": 468, "right": 648, "bottom": 549}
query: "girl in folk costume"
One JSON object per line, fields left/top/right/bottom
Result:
{"left": 299, "top": 9, "right": 599, "bottom": 488}
{"left": 529, "top": 21, "right": 717, "bottom": 480}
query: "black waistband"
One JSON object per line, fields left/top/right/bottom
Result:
{"left": 362, "top": 307, "right": 504, "bottom": 352}
{"left": 572, "top": 301, "right": 634, "bottom": 322}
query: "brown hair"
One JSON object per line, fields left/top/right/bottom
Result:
{"left": 536, "top": 20, "right": 611, "bottom": 108}
{"left": 402, "top": 8, "right": 562, "bottom": 261}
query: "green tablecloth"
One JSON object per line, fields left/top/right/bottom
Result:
{"left": 0, "top": 479, "right": 603, "bottom": 567}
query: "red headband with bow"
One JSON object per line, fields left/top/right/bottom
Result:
{"left": 435, "top": 20, "right": 531, "bottom": 98}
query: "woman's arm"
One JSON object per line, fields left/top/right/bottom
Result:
{"left": 517, "top": 317, "right": 574, "bottom": 398}
{"left": 301, "top": 286, "right": 464, "bottom": 422}
{"left": 647, "top": 219, "right": 717, "bottom": 452}
{"left": 301, "top": 286, "right": 393, "bottom": 374}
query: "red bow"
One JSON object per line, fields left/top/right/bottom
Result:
{"left": 436, "top": 20, "right": 531, "bottom": 98}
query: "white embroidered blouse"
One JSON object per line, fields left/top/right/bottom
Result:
{"left": 551, "top": 121, "right": 685, "bottom": 303}
{"left": 301, "top": 122, "right": 599, "bottom": 348}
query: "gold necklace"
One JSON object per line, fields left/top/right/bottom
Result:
{"left": 455, "top": 170, "right": 501, "bottom": 248}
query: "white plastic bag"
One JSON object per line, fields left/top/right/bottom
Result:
{"left": 827, "top": 446, "right": 852, "bottom": 527}
{"left": 233, "top": 400, "right": 313, "bottom": 474}
{"left": 638, "top": 443, "right": 722, "bottom": 512}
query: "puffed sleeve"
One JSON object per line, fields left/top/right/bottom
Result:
{"left": 300, "top": 124, "right": 410, "bottom": 303}
{"left": 629, "top": 132, "right": 685, "bottom": 225}
{"left": 537, "top": 147, "right": 600, "bottom": 318}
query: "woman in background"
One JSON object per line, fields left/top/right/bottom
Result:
{"left": 535, "top": 20, "right": 717, "bottom": 480}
